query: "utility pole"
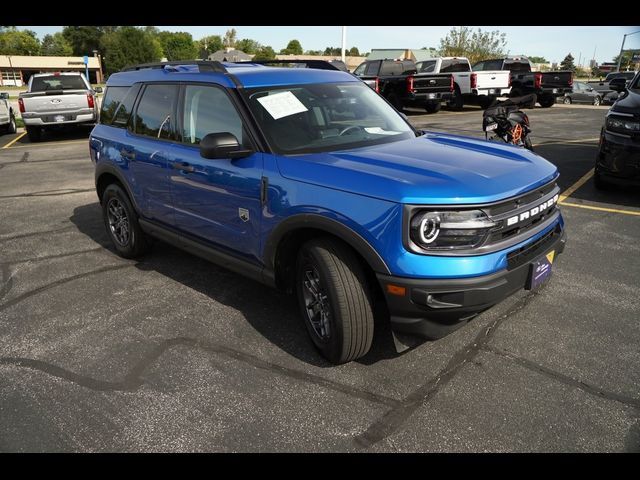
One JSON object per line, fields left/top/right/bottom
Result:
{"left": 341, "top": 26, "right": 347, "bottom": 63}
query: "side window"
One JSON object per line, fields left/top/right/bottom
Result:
{"left": 133, "top": 84, "right": 179, "bottom": 140}
{"left": 473, "top": 62, "right": 485, "bottom": 71}
{"left": 100, "top": 86, "right": 128, "bottom": 125}
{"left": 353, "top": 63, "right": 367, "bottom": 76}
{"left": 364, "top": 61, "right": 379, "bottom": 76}
{"left": 112, "top": 84, "right": 141, "bottom": 128}
{"left": 181, "top": 85, "right": 244, "bottom": 146}
{"left": 440, "top": 59, "right": 469, "bottom": 73}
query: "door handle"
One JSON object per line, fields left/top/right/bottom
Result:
{"left": 120, "top": 149, "right": 135, "bottom": 160}
{"left": 172, "top": 162, "right": 195, "bottom": 173}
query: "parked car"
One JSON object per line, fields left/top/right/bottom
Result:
{"left": 588, "top": 71, "right": 636, "bottom": 103}
{"left": 594, "top": 73, "right": 640, "bottom": 189}
{"left": 353, "top": 59, "right": 453, "bottom": 113}
{"left": 416, "top": 56, "right": 511, "bottom": 109}
{"left": 18, "top": 72, "right": 102, "bottom": 142}
{"left": 91, "top": 61, "right": 566, "bottom": 364}
{"left": 0, "top": 91, "right": 17, "bottom": 136}
{"left": 560, "top": 81, "right": 602, "bottom": 105}
{"left": 473, "top": 56, "right": 573, "bottom": 108}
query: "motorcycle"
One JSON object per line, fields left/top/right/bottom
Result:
{"left": 482, "top": 94, "right": 535, "bottom": 151}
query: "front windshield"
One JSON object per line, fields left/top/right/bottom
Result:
{"left": 243, "top": 82, "right": 415, "bottom": 155}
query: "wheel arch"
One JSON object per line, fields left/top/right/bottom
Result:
{"left": 95, "top": 163, "right": 139, "bottom": 212}
{"left": 263, "top": 214, "right": 390, "bottom": 293}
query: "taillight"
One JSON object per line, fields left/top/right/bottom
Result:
{"left": 374, "top": 77, "right": 380, "bottom": 93}
{"left": 568, "top": 74, "right": 573, "bottom": 86}
{"left": 508, "top": 75, "right": 512, "bottom": 87}
{"left": 470, "top": 73, "right": 477, "bottom": 89}
{"left": 18, "top": 98, "right": 25, "bottom": 113}
{"left": 534, "top": 72, "right": 542, "bottom": 89}
{"left": 407, "top": 75, "right": 414, "bottom": 93}
{"left": 87, "top": 93, "right": 95, "bottom": 109}
{"left": 450, "top": 75, "right": 454, "bottom": 92}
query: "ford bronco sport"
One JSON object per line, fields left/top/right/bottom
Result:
{"left": 90, "top": 61, "right": 566, "bottom": 364}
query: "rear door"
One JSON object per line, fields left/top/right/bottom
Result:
{"left": 168, "top": 84, "right": 263, "bottom": 262}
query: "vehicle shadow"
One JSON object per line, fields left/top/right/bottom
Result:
{"left": 70, "top": 202, "right": 404, "bottom": 368}
{"left": 16, "top": 125, "right": 92, "bottom": 145}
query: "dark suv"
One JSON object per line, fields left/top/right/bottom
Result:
{"left": 90, "top": 61, "right": 566, "bottom": 364}
{"left": 595, "top": 72, "right": 640, "bottom": 188}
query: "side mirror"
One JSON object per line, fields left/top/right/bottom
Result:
{"left": 94, "top": 86, "right": 103, "bottom": 93}
{"left": 200, "top": 132, "right": 253, "bottom": 159}
{"left": 609, "top": 78, "right": 627, "bottom": 93}
{"left": 0, "top": 92, "right": 8, "bottom": 100}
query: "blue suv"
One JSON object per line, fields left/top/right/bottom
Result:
{"left": 90, "top": 61, "right": 566, "bottom": 364}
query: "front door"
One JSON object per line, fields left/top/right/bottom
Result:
{"left": 169, "top": 84, "right": 263, "bottom": 263}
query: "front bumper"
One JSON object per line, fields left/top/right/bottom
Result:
{"left": 596, "top": 130, "right": 640, "bottom": 185}
{"left": 378, "top": 225, "right": 566, "bottom": 339}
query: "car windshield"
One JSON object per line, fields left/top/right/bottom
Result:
{"left": 243, "top": 82, "right": 415, "bottom": 155}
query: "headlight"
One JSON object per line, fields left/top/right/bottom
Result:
{"left": 409, "top": 210, "right": 496, "bottom": 250}
{"left": 606, "top": 116, "right": 640, "bottom": 134}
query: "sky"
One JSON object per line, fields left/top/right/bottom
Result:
{"left": 16, "top": 26, "right": 640, "bottom": 66}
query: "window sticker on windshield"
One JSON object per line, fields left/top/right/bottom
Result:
{"left": 364, "top": 127, "right": 400, "bottom": 135}
{"left": 257, "top": 91, "right": 308, "bottom": 120}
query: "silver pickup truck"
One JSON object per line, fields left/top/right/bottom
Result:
{"left": 0, "top": 92, "right": 17, "bottom": 136}
{"left": 18, "top": 72, "right": 101, "bottom": 142}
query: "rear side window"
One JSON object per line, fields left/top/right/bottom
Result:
{"left": 31, "top": 75, "right": 86, "bottom": 92}
{"left": 440, "top": 59, "right": 470, "bottom": 72}
{"left": 100, "top": 86, "right": 128, "bottom": 125}
{"left": 133, "top": 84, "right": 179, "bottom": 140}
{"left": 417, "top": 61, "right": 436, "bottom": 73}
{"left": 364, "top": 62, "right": 380, "bottom": 76}
{"left": 181, "top": 85, "right": 245, "bottom": 145}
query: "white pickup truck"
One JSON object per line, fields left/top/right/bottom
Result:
{"left": 415, "top": 57, "right": 511, "bottom": 110}
{"left": 0, "top": 92, "right": 17, "bottom": 136}
{"left": 18, "top": 72, "right": 101, "bottom": 142}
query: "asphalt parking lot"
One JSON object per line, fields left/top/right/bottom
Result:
{"left": 1, "top": 104, "right": 639, "bottom": 452}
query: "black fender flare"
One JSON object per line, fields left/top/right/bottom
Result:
{"left": 263, "top": 213, "right": 391, "bottom": 275}
{"left": 94, "top": 163, "right": 140, "bottom": 212}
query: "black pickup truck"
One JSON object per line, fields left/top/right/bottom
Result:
{"left": 353, "top": 59, "right": 453, "bottom": 113}
{"left": 473, "top": 56, "right": 573, "bottom": 108}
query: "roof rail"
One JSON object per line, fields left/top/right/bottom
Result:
{"left": 121, "top": 61, "right": 227, "bottom": 73}
{"left": 244, "top": 59, "right": 346, "bottom": 71}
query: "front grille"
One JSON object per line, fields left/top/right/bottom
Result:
{"left": 506, "top": 224, "right": 560, "bottom": 271}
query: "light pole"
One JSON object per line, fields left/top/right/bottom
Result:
{"left": 616, "top": 29, "right": 640, "bottom": 72}
{"left": 341, "top": 26, "right": 347, "bottom": 63}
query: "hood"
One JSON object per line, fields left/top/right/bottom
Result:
{"left": 611, "top": 89, "right": 640, "bottom": 114}
{"left": 276, "top": 133, "right": 558, "bottom": 205}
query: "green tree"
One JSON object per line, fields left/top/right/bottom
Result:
{"left": 235, "top": 38, "right": 261, "bottom": 55}
{"left": 41, "top": 32, "right": 73, "bottom": 56}
{"left": 439, "top": 27, "right": 507, "bottom": 65}
{"left": 560, "top": 53, "right": 576, "bottom": 72}
{"left": 101, "top": 26, "right": 163, "bottom": 75}
{"left": 280, "top": 39, "right": 303, "bottom": 55}
{"left": 223, "top": 28, "right": 237, "bottom": 48}
{"left": 62, "top": 26, "right": 112, "bottom": 56}
{"left": 528, "top": 56, "right": 547, "bottom": 64}
{"left": 323, "top": 46, "right": 341, "bottom": 56}
{"left": 0, "top": 28, "right": 40, "bottom": 55}
{"left": 348, "top": 46, "right": 360, "bottom": 56}
{"left": 613, "top": 51, "right": 636, "bottom": 70}
{"left": 196, "top": 35, "right": 223, "bottom": 59}
{"left": 305, "top": 50, "right": 323, "bottom": 55}
{"left": 157, "top": 31, "right": 198, "bottom": 61}
{"left": 253, "top": 45, "right": 276, "bottom": 61}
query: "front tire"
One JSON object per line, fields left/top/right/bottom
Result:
{"left": 593, "top": 96, "right": 601, "bottom": 106}
{"left": 563, "top": 96, "right": 572, "bottom": 105}
{"left": 447, "top": 85, "right": 463, "bottom": 110}
{"left": 102, "top": 184, "right": 151, "bottom": 258}
{"left": 296, "top": 238, "right": 374, "bottom": 364}
{"left": 3, "top": 112, "right": 17, "bottom": 134}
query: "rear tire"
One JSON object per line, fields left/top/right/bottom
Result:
{"left": 3, "top": 112, "right": 17, "bottom": 134}
{"left": 447, "top": 85, "right": 463, "bottom": 110}
{"left": 101, "top": 183, "right": 151, "bottom": 259}
{"left": 524, "top": 135, "right": 533, "bottom": 151}
{"left": 386, "top": 92, "right": 404, "bottom": 113}
{"left": 26, "top": 125, "right": 41, "bottom": 142}
{"left": 538, "top": 95, "right": 554, "bottom": 108}
{"left": 562, "top": 96, "right": 572, "bottom": 105}
{"left": 424, "top": 102, "right": 441, "bottom": 114}
{"left": 478, "top": 96, "right": 494, "bottom": 110}
{"left": 296, "top": 237, "right": 374, "bottom": 364}
{"left": 593, "top": 96, "right": 601, "bottom": 106}
{"left": 593, "top": 171, "right": 611, "bottom": 190}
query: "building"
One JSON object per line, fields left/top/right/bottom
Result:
{"left": 0, "top": 55, "right": 103, "bottom": 86}
{"left": 208, "top": 48, "right": 253, "bottom": 62}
